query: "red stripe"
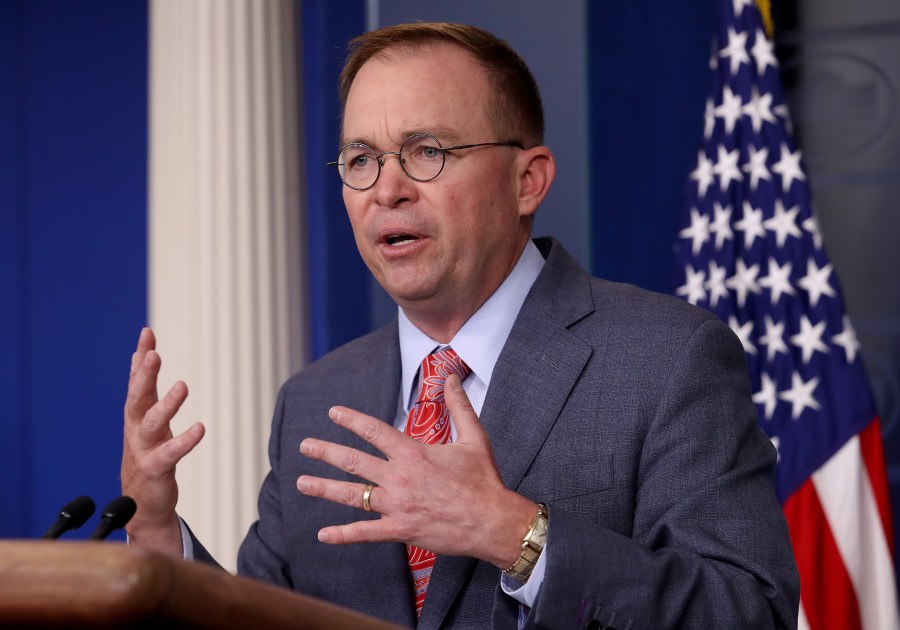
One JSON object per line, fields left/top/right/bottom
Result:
{"left": 859, "top": 417, "right": 895, "bottom": 557}
{"left": 784, "top": 478, "right": 862, "bottom": 630}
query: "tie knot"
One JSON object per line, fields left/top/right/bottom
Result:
{"left": 416, "top": 347, "right": 471, "bottom": 403}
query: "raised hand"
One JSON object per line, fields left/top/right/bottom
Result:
{"left": 121, "top": 327, "right": 205, "bottom": 557}
{"left": 296, "top": 374, "right": 536, "bottom": 569}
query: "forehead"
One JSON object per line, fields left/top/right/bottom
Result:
{"left": 342, "top": 42, "right": 494, "bottom": 146}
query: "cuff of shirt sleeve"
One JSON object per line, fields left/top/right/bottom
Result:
{"left": 500, "top": 537, "right": 548, "bottom": 609}
{"left": 178, "top": 515, "right": 194, "bottom": 560}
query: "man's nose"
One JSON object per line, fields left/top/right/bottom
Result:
{"left": 372, "top": 154, "right": 413, "bottom": 206}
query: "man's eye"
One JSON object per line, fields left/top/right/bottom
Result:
{"left": 346, "top": 154, "right": 371, "bottom": 170}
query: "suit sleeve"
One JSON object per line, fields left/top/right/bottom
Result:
{"left": 526, "top": 318, "right": 800, "bottom": 630}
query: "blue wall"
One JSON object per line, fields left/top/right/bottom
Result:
{"left": 0, "top": 0, "right": 148, "bottom": 540}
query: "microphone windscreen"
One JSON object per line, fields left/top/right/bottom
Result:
{"left": 100, "top": 495, "right": 137, "bottom": 529}
{"left": 60, "top": 495, "right": 96, "bottom": 530}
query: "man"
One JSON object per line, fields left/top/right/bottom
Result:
{"left": 123, "top": 23, "right": 799, "bottom": 629}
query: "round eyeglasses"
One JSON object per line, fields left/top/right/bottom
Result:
{"left": 327, "top": 133, "right": 523, "bottom": 191}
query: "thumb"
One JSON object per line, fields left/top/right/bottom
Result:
{"left": 444, "top": 374, "right": 486, "bottom": 444}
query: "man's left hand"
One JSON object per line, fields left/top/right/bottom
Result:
{"left": 296, "top": 373, "right": 536, "bottom": 569}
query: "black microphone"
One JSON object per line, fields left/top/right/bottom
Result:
{"left": 42, "top": 495, "right": 96, "bottom": 540}
{"left": 88, "top": 496, "right": 137, "bottom": 541}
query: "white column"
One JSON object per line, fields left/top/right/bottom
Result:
{"left": 149, "top": 0, "right": 307, "bottom": 571}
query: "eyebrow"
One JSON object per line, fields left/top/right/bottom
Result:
{"left": 340, "top": 126, "right": 465, "bottom": 149}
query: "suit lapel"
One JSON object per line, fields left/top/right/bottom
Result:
{"left": 420, "top": 238, "right": 595, "bottom": 629}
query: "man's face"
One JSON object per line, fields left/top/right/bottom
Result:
{"left": 341, "top": 43, "right": 532, "bottom": 332}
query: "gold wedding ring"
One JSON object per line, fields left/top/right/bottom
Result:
{"left": 362, "top": 484, "right": 375, "bottom": 512}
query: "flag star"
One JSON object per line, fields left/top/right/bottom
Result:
{"left": 779, "top": 371, "right": 821, "bottom": 419}
{"left": 733, "top": 0, "right": 754, "bottom": 17}
{"left": 690, "top": 150, "right": 715, "bottom": 198}
{"left": 735, "top": 202, "right": 767, "bottom": 248}
{"left": 706, "top": 260, "right": 729, "bottom": 308}
{"left": 774, "top": 103, "right": 794, "bottom": 134}
{"left": 759, "top": 315, "right": 789, "bottom": 362}
{"left": 713, "top": 145, "right": 743, "bottom": 191}
{"left": 679, "top": 208, "right": 710, "bottom": 255}
{"left": 802, "top": 215, "right": 824, "bottom": 249}
{"left": 753, "top": 372, "right": 779, "bottom": 420}
{"left": 797, "top": 258, "right": 837, "bottom": 307}
{"left": 726, "top": 258, "right": 762, "bottom": 307}
{"left": 771, "top": 142, "right": 806, "bottom": 192}
{"left": 677, "top": 265, "right": 707, "bottom": 305}
{"left": 709, "top": 202, "right": 734, "bottom": 250}
{"left": 764, "top": 200, "right": 803, "bottom": 247}
{"left": 714, "top": 86, "right": 744, "bottom": 134}
{"left": 742, "top": 88, "right": 777, "bottom": 133}
{"left": 742, "top": 145, "right": 771, "bottom": 191}
{"left": 703, "top": 98, "right": 716, "bottom": 139}
{"left": 790, "top": 315, "right": 830, "bottom": 364}
{"left": 759, "top": 258, "right": 796, "bottom": 304}
{"left": 729, "top": 316, "right": 757, "bottom": 355}
{"left": 832, "top": 315, "right": 861, "bottom": 363}
{"left": 719, "top": 27, "right": 750, "bottom": 75}
{"left": 750, "top": 29, "right": 778, "bottom": 74}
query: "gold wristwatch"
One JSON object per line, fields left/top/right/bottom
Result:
{"left": 503, "top": 503, "right": 548, "bottom": 582}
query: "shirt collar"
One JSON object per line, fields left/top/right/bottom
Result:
{"left": 398, "top": 239, "right": 545, "bottom": 406}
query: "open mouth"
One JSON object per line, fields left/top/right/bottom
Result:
{"left": 384, "top": 233, "right": 420, "bottom": 246}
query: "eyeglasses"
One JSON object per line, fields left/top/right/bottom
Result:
{"left": 327, "top": 132, "right": 523, "bottom": 191}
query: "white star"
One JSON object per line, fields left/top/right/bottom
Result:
{"left": 714, "top": 86, "right": 744, "bottom": 135}
{"left": 735, "top": 202, "right": 767, "bottom": 249}
{"left": 771, "top": 142, "right": 806, "bottom": 192}
{"left": 759, "top": 315, "right": 789, "bottom": 362}
{"left": 753, "top": 372, "right": 779, "bottom": 420}
{"left": 774, "top": 103, "right": 793, "bottom": 134}
{"left": 764, "top": 200, "right": 803, "bottom": 247}
{"left": 832, "top": 315, "right": 861, "bottom": 363}
{"left": 713, "top": 144, "right": 743, "bottom": 191}
{"left": 677, "top": 265, "right": 707, "bottom": 305}
{"left": 733, "top": 0, "right": 754, "bottom": 17}
{"left": 742, "top": 88, "right": 777, "bottom": 133}
{"left": 729, "top": 316, "right": 757, "bottom": 355}
{"left": 679, "top": 208, "right": 710, "bottom": 255}
{"left": 690, "top": 150, "right": 715, "bottom": 198}
{"left": 726, "top": 258, "right": 762, "bottom": 307}
{"left": 742, "top": 145, "right": 771, "bottom": 191}
{"left": 802, "top": 215, "right": 824, "bottom": 249}
{"left": 779, "top": 371, "right": 821, "bottom": 419}
{"left": 750, "top": 29, "right": 778, "bottom": 74}
{"left": 790, "top": 315, "right": 830, "bottom": 364}
{"left": 703, "top": 98, "right": 716, "bottom": 139}
{"left": 710, "top": 203, "right": 734, "bottom": 250}
{"left": 797, "top": 258, "right": 837, "bottom": 307}
{"left": 759, "top": 258, "right": 796, "bottom": 304}
{"left": 719, "top": 27, "right": 750, "bottom": 75}
{"left": 706, "top": 260, "right": 729, "bottom": 308}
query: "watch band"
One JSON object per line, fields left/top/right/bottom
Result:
{"left": 503, "top": 503, "right": 549, "bottom": 583}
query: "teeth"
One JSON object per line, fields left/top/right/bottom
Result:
{"left": 386, "top": 234, "right": 417, "bottom": 246}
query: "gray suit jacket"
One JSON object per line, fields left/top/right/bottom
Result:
{"left": 193, "top": 237, "right": 799, "bottom": 629}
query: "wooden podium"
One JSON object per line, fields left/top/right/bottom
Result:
{"left": 0, "top": 541, "right": 404, "bottom": 629}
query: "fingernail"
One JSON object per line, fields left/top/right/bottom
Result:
{"left": 318, "top": 529, "right": 331, "bottom": 543}
{"left": 328, "top": 407, "right": 342, "bottom": 422}
{"left": 296, "top": 477, "right": 310, "bottom": 493}
{"left": 447, "top": 374, "right": 463, "bottom": 392}
{"left": 299, "top": 440, "right": 310, "bottom": 455}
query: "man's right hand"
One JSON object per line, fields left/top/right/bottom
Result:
{"left": 121, "top": 327, "right": 205, "bottom": 558}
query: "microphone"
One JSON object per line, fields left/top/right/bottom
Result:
{"left": 42, "top": 495, "right": 96, "bottom": 540}
{"left": 88, "top": 496, "right": 137, "bottom": 541}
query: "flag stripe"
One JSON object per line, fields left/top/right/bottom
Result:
{"left": 784, "top": 479, "right": 862, "bottom": 630}
{"left": 860, "top": 418, "right": 895, "bottom": 556}
{"left": 813, "top": 433, "right": 900, "bottom": 630}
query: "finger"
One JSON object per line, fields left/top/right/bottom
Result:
{"left": 129, "top": 327, "right": 156, "bottom": 382}
{"left": 125, "top": 349, "right": 162, "bottom": 424}
{"left": 317, "top": 520, "right": 392, "bottom": 545}
{"left": 136, "top": 380, "right": 189, "bottom": 447}
{"left": 328, "top": 406, "right": 410, "bottom": 459}
{"left": 443, "top": 373, "right": 487, "bottom": 443}
{"left": 299, "top": 437, "right": 388, "bottom": 482}
{"left": 296, "top": 476, "right": 385, "bottom": 512}
{"left": 141, "top": 421, "right": 205, "bottom": 476}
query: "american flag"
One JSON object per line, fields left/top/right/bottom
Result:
{"left": 675, "top": 1, "right": 899, "bottom": 628}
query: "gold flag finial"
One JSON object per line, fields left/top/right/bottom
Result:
{"left": 755, "top": 0, "right": 774, "bottom": 38}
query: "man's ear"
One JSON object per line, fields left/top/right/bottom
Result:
{"left": 516, "top": 146, "right": 556, "bottom": 219}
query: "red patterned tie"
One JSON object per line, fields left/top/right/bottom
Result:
{"left": 404, "top": 347, "right": 471, "bottom": 617}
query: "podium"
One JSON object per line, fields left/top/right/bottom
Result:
{"left": 0, "top": 541, "right": 404, "bottom": 629}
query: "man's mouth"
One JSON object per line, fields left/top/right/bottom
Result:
{"left": 383, "top": 233, "right": 420, "bottom": 246}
